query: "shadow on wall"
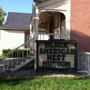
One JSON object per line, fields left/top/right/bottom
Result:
{"left": 70, "top": 30, "right": 90, "bottom": 52}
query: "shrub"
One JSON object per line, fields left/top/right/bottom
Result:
{"left": 2, "top": 49, "right": 11, "bottom": 54}
{"left": 2, "top": 49, "right": 30, "bottom": 57}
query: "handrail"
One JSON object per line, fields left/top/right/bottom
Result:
{"left": 38, "top": 33, "right": 66, "bottom": 40}
{"left": 3, "top": 37, "right": 36, "bottom": 72}
{"left": 39, "top": 33, "right": 65, "bottom": 35}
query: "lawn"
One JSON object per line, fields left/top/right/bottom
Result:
{"left": 0, "top": 77, "right": 90, "bottom": 90}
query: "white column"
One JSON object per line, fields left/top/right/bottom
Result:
{"left": 35, "top": 7, "right": 39, "bottom": 71}
{"left": 35, "top": 8, "right": 39, "bottom": 40}
{"left": 66, "top": 0, "right": 70, "bottom": 40}
{"left": 65, "top": 20, "right": 70, "bottom": 40}
{"left": 63, "top": 0, "right": 70, "bottom": 40}
{"left": 29, "top": 24, "right": 32, "bottom": 33}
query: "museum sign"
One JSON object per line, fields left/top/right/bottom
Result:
{"left": 36, "top": 40, "right": 77, "bottom": 71}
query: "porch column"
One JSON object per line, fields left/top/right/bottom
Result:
{"left": 65, "top": 0, "right": 70, "bottom": 40}
{"left": 65, "top": 20, "right": 70, "bottom": 40}
{"left": 35, "top": 7, "right": 39, "bottom": 71}
{"left": 35, "top": 8, "right": 39, "bottom": 39}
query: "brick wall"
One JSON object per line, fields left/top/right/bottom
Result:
{"left": 71, "top": 0, "right": 90, "bottom": 52}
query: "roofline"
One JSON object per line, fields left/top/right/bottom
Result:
{"left": 0, "top": 27, "right": 30, "bottom": 30}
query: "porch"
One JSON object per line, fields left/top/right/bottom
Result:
{"left": 30, "top": 11, "right": 69, "bottom": 41}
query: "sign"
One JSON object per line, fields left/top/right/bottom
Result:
{"left": 36, "top": 40, "right": 77, "bottom": 70}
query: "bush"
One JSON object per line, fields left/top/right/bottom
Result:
{"left": 2, "top": 49, "right": 30, "bottom": 57}
{"left": 2, "top": 49, "right": 11, "bottom": 54}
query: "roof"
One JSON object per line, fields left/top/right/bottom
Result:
{"left": 0, "top": 12, "right": 32, "bottom": 30}
{"left": 34, "top": 0, "right": 49, "bottom": 4}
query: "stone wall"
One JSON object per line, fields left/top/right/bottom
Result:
{"left": 78, "top": 52, "right": 90, "bottom": 74}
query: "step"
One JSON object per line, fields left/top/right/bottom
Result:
{"left": 10, "top": 56, "right": 35, "bottom": 71}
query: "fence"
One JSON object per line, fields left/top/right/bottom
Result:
{"left": 78, "top": 52, "right": 90, "bottom": 74}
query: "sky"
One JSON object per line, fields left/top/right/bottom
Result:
{"left": 0, "top": 0, "right": 33, "bottom": 23}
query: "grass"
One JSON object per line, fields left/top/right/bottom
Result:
{"left": 0, "top": 77, "right": 90, "bottom": 90}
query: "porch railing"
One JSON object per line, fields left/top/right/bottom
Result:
{"left": 3, "top": 37, "right": 36, "bottom": 72}
{"left": 38, "top": 33, "right": 66, "bottom": 40}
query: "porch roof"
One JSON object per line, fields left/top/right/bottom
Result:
{"left": 0, "top": 12, "right": 32, "bottom": 30}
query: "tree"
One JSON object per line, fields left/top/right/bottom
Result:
{"left": 0, "top": 6, "right": 6, "bottom": 25}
